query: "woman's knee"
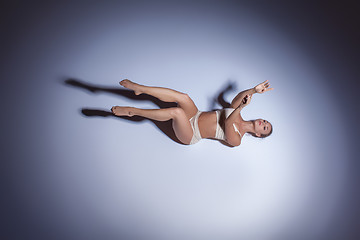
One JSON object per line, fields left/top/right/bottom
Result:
{"left": 170, "top": 107, "right": 186, "bottom": 119}
{"left": 173, "top": 92, "right": 191, "bottom": 104}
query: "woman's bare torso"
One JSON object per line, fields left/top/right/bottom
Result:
{"left": 197, "top": 110, "right": 242, "bottom": 139}
{"left": 198, "top": 111, "right": 217, "bottom": 138}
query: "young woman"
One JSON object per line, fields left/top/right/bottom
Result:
{"left": 111, "top": 79, "right": 273, "bottom": 146}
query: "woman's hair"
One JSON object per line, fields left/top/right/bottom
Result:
{"left": 248, "top": 120, "right": 273, "bottom": 138}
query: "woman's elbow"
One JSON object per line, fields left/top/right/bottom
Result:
{"left": 227, "top": 139, "right": 241, "bottom": 147}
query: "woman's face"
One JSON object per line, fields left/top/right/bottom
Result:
{"left": 254, "top": 119, "right": 272, "bottom": 137}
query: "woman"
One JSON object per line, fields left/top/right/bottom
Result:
{"left": 111, "top": 79, "right": 273, "bottom": 146}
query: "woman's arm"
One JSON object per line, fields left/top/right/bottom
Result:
{"left": 230, "top": 88, "right": 255, "bottom": 109}
{"left": 224, "top": 107, "right": 242, "bottom": 147}
{"left": 230, "top": 80, "right": 273, "bottom": 109}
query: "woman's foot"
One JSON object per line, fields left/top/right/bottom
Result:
{"left": 119, "top": 79, "right": 142, "bottom": 95}
{"left": 111, "top": 106, "right": 134, "bottom": 117}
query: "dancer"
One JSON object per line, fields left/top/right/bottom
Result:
{"left": 112, "top": 79, "right": 273, "bottom": 146}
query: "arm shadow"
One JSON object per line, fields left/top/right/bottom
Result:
{"left": 64, "top": 78, "right": 184, "bottom": 145}
{"left": 209, "top": 81, "right": 237, "bottom": 110}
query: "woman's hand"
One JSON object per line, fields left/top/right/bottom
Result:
{"left": 254, "top": 80, "right": 273, "bottom": 93}
{"left": 238, "top": 94, "right": 252, "bottom": 110}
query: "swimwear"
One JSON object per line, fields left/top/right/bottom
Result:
{"left": 214, "top": 108, "right": 242, "bottom": 141}
{"left": 189, "top": 111, "right": 202, "bottom": 145}
{"left": 189, "top": 108, "right": 242, "bottom": 145}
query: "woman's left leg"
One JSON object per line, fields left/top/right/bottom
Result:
{"left": 120, "top": 79, "right": 198, "bottom": 119}
{"left": 112, "top": 106, "right": 194, "bottom": 144}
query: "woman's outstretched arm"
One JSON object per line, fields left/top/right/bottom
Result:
{"left": 230, "top": 88, "right": 255, "bottom": 109}
{"left": 230, "top": 80, "right": 273, "bottom": 108}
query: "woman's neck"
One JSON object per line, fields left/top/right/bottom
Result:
{"left": 240, "top": 120, "right": 255, "bottom": 134}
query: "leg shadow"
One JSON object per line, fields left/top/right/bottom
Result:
{"left": 65, "top": 79, "right": 183, "bottom": 145}
{"left": 81, "top": 108, "right": 183, "bottom": 144}
{"left": 64, "top": 78, "right": 177, "bottom": 109}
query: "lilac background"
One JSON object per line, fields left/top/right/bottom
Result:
{"left": 2, "top": 1, "right": 359, "bottom": 240}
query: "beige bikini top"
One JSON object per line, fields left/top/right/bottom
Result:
{"left": 214, "top": 108, "right": 242, "bottom": 141}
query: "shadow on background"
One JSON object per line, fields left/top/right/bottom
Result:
{"left": 64, "top": 78, "right": 184, "bottom": 144}
{"left": 64, "top": 78, "right": 238, "bottom": 146}
{"left": 210, "top": 80, "right": 237, "bottom": 110}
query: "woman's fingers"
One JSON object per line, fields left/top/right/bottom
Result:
{"left": 255, "top": 80, "right": 273, "bottom": 93}
{"left": 257, "top": 80, "right": 273, "bottom": 93}
{"left": 246, "top": 94, "right": 252, "bottom": 104}
{"left": 242, "top": 94, "right": 252, "bottom": 105}
{"left": 242, "top": 95, "right": 247, "bottom": 104}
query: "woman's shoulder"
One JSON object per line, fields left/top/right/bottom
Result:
{"left": 211, "top": 108, "right": 235, "bottom": 114}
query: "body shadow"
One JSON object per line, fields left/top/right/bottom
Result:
{"left": 65, "top": 79, "right": 182, "bottom": 144}
{"left": 64, "top": 78, "right": 237, "bottom": 145}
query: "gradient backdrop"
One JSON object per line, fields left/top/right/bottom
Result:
{"left": 2, "top": 1, "right": 360, "bottom": 240}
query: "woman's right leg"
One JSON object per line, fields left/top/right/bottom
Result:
{"left": 111, "top": 106, "right": 194, "bottom": 144}
{"left": 120, "top": 79, "right": 198, "bottom": 119}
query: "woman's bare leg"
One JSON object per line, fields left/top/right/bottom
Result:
{"left": 111, "top": 106, "right": 193, "bottom": 144}
{"left": 120, "top": 79, "right": 198, "bottom": 119}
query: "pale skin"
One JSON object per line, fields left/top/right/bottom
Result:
{"left": 112, "top": 79, "right": 273, "bottom": 146}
